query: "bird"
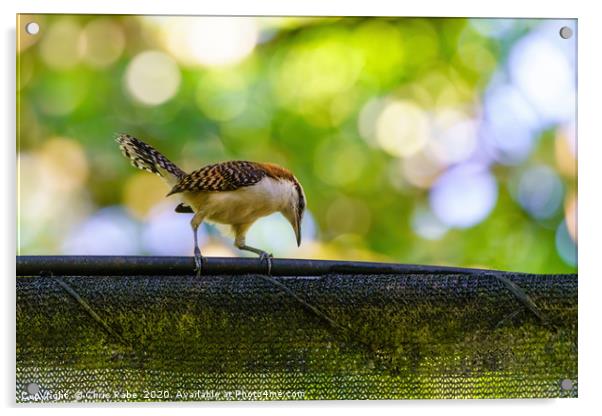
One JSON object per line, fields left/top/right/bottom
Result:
{"left": 116, "top": 133, "right": 306, "bottom": 276}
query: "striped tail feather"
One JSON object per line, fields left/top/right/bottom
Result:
{"left": 116, "top": 133, "right": 186, "bottom": 186}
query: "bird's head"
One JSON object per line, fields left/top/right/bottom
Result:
{"left": 281, "top": 177, "right": 306, "bottom": 247}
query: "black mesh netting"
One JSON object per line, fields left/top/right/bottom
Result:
{"left": 16, "top": 261, "right": 577, "bottom": 402}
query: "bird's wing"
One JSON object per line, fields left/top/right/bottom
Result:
{"left": 167, "top": 161, "right": 268, "bottom": 195}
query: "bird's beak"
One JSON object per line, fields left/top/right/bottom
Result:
{"left": 294, "top": 215, "right": 302, "bottom": 247}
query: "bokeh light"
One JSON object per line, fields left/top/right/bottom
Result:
{"left": 455, "top": 41, "right": 496, "bottom": 75}
{"left": 62, "top": 207, "right": 140, "bottom": 255}
{"left": 555, "top": 220, "right": 577, "bottom": 267}
{"left": 246, "top": 211, "right": 317, "bottom": 257}
{"left": 358, "top": 97, "right": 385, "bottom": 147}
{"left": 400, "top": 150, "right": 444, "bottom": 189}
{"left": 123, "top": 172, "right": 169, "bottom": 220}
{"left": 517, "top": 165, "right": 564, "bottom": 220}
{"left": 39, "top": 18, "right": 82, "bottom": 70}
{"left": 411, "top": 206, "right": 448, "bottom": 240}
{"left": 430, "top": 164, "right": 498, "bottom": 228}
{"left": 481, "top": 84, "right": 539, "bottom": 165}
{"left": 38, "top": 137, "right": 89, "bottom": 192}
{"left": 509, "top": 28, "right": 575, "bottom": 125}
{"left": 427, "top": 110, "right": 478, "bottom": 165}
{"left": 555, "top": 123, "right": 577, "bottom": 178}
{"left": 125, "top": 50, "right": 181, "bottom": 106}
{"left": 80, "top": 18, "right": 125, "bottom": 68}
{"left": 18, "top": 139, "right": 90, "bottom": 224}
{"left": 376, "top": 100, "right": 430, "bottom": 158}
{"left": 469, "top": 19, "right": 515, "bottom": 38}
{"left": 564, "top": 192, "right": 577, "bottom": 242}
{"left": 159, "top": 17, "right": 259, "bottom": 67}
{"left": 18, "top": 151, "right": 92, "bottom": 253}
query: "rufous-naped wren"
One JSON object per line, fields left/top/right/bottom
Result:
{"left": 116, "top": 134, "right": 306, "bottom": 275}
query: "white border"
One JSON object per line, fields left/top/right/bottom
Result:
{"left": 2, "top": 1, "right": 600, "bottom": 415}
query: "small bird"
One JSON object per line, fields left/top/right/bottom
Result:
{"left": 116, "top": 134, "right": 306, "bottom": 276}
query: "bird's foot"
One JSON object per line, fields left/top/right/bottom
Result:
{"left": 194, "top": 247, "right": 204, "bottom": 279}
{"left": 259, "top": 252, "right": 274, "bottom": 276}
{"left": 236, "top": 244, "right": 273, "bottom": 275}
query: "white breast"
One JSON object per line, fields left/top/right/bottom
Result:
{"left": 182, "top": 177, "right": 295, "bottom": 225}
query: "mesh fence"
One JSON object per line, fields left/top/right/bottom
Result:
{"left": 16, "top": 258, "right": 577, "bottom": 402}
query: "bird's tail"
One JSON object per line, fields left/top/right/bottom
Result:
{"left": 116, "top": 134, "right": 186, "bottom": 186}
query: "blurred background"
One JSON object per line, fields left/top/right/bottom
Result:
{"left": 17, "top": 15, "right": 577, "bottom": 273}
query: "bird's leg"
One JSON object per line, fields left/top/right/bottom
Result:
{"left": 193, "top": 232, "right": 203, "bottom": 278}
{"left": 191, "top": 213, "right": 205, "bottom": 278}
{"left": 233, "top": 226, "right": 273, "bottom": 275}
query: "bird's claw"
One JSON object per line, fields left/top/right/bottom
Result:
{"left": 259, "top": 252, "right": 274, "bottom": 276}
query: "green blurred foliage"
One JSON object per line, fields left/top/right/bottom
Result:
{"left": 17, "top": 15, "right": 577, "bottom": 273}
